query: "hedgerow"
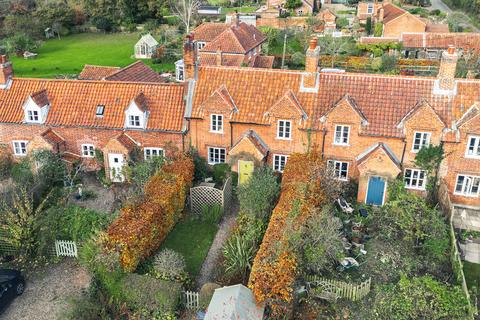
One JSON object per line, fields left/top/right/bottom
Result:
{"left": 248, "top": 152, "right": 339, "bottom": 315}
{"left": 107, "top": 155, "right": 194, "bottom": 271}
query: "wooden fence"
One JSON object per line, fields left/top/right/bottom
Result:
{"left": 55, "top": 240, "right": 78, "bottom": 258}
{"left": 190, "top": 177, "right": 232, "bottom": 215}
{"left": 305, "top": 275, "right": 371, "bottom": 302}
{"left": 183, "top": 290, "right": 199, "bottom": 310}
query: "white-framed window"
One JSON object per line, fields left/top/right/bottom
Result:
{"left": 176, "top": 63, "right": 184, "bottom": 82}
{"left": 277, "top": 120, "right": 292, "bottom": 140}
{"left": 12, "top": 141, "right": 28, "bottom": 156}
{"left": 96, "top": 105, "right": 105, "bottom": 117}
{"left": 144, "top": 147, "right": 164, "bottom": 160}
{"left": 455, "top": 174, "right": 480, "bottom": 197}
{"left": 273, "top": 154, "right": 289, "bottom": 172}
{"left": 466, "top": 136, "right": 480, "bottom": 159}
{"left": 27, "top": 110, "right": 40, "bottom": 122}
{"left": 197, "top": 42, "right": 206, "bottom": 50}
{"left": 367, "top": 3, "right": 374, "bottom": 14}
{"left": 208, "top": 147, "right": 226, "bottom": 165}
{"left": 129, "top": 115, "right": 141, "bottom": 128}
{"left": 412, "top": 132, "right": 431, "bottom": 152}
{"left": 81, "top": 144, "right": 95, "bottom": 158}
{"left": 334, "top": 125, "right": 350, "bottom": 146}
{"left": 404, "top": 168, "right": 426, "bottom": 190}
{"left": 327, "top": 160, "right": 349, "bottom": 181}
{"left": 210, "top": 114, "right": 223, "bottom": 133}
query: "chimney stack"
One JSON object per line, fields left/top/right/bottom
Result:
{"left": 0, "top": 55, "right": 13, "bottom": 89}
{"left": 378, "top": 7, "right": 384, "bottom": 22}
{"left": 305, "top": 38, "right": 320, "bottom": 74}
{"left": 437, "top": 45, "right": 458, "bottom": 91}
{"left": 216, "top": 50, "right": 222, "bottom": 66}
{"left": 183, "top": 34, "right": 198, "bottom": 81}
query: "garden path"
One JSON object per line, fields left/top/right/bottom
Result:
{"left": 2, "top": 260, "right": 90, "bottom": 320}
{"left": 196, "top": 201, "right": 239, "bottom": 288}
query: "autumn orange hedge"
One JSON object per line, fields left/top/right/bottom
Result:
{"left": 107, "top": 156, "right": 194, "bottom": 272}
{"left": 248, "top": 152, "right": 328, "bottom": 314}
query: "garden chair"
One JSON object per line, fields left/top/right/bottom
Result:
{"left": 337, "top": 197, "right": 354, "bottom": 214}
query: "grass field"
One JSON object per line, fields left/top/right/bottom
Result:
{"left": 10, "top": 33, "right": 175, "bottom": 78}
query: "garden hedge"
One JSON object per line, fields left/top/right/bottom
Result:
{"left": 248, "top": 152, "right": 329, "bottom": 314}
{"left": 107, "top": 156, "right": 194, "bottom": 271}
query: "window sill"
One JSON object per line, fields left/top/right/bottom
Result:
{"left": 453, "top": 192, "right": 480, "bottom": 198}
{"left": 276, "top": 137, "right": 292, "bottom": 141}
{"left": 405, "top": 186, "right": 426, "bottom": 191}
{"left": 209, "top": 130, "right": 224, "bottom": 134}
{"left": 13, "top": 154, "right": 27, "bottom": 157}
{"left": 465, "top": 155, "right": 480, "bottom": 160}
{"left": 333, "top": 143, "right": 350, "bottom": 147}
{"left": 208, "top": 162, "right": 225, "bottom": 165}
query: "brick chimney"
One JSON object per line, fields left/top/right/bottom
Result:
{"left": 378, "top": 7, "right": 384, "bottom": 22}
{"left": 0, "top": 55, "right": 13, "bottom": 89}
{"left": 216, "top": 50, "right": 222, "bottom": 66}
{"left": 305, "top": 38, "right": 320, "bottom": 74}
{"left": 301, "top": 38, "right": 320, "bottom": 92}
{"left": 437, "top": 45, "right": 458, "bottom": 91}
{"left": 183, "top": 34, "right": 198, "bottom": 81}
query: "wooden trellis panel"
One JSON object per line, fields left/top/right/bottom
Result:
{"left": 190, "top": 177, "right": 232, "bottom": 215}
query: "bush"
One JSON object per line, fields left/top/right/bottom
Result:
{"left": 10, "top": 159, "right": 33, "bottom": 186}
{"left": 127, "top": 156, "right": 164, "bottom": 191}
{"left": 107, "top": 156, "right": 194, "bottom": 271}
{"left": 201, "top": 204, "right": 224, "bottom": 224}
{"left": 337, "top": 17, "right": 349, "bottom": 29}
{"left": 152, "top": 249, "right": 187, "bottom": 281}
{"left": 212, "top": 163, "right": 230, "bottom": 185}
{"left": 199, "top": 282, "right": 221, "bottom": 309}
{"left": 191, "top": 148, "right": 208, "bottom": 183}
{"left": 0, "top": 150, "right": 12, "bottom": 180}
{"left": 237, "top": 166, "right": 279, "bottom": 221}
{"left": 120, "top": 273, "right": 181, "bottom": 315}
{"left": 223, "top": 234, "right": 255, "bottom": 283}
{"left": 291, "top": 52, "right": 305, "bottom": 67}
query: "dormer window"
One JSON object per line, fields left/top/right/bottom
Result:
{"left": 27, "top": 110, "right": 40, "bottom": 122}
{"left": 412, "top": 132, "right": 431, "bottom": 153}
{"left": 129, "top": 115, "right": 141, "bottom": 128}
{"left": 367, "top": 3, "right": 374, "bottom": 14}
{"left": 96, "top": 105, "right": 105, "bottom": 117}
{"left": 23, "top": 89, "right": 50, "bottom": 124}
{"left": 334, "top": 125, "right": 350, "bottom": 146}
{"left": 125, "top": 93, "right": 148, "bottom": 129}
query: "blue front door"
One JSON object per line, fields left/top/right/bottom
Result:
{"left": 366, "top": 176, "right": 385, "bottom": 206}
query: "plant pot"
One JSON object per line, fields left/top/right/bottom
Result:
{"left": 351, "top": 236, "right": 361, "bottom": 243}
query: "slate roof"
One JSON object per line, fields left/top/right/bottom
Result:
{"left": 0, "top": 78, "right": 185, "bottom": 132}
{"left": 190, "top": 66, "right": 480, "bottom": 138}
{"left": 79, "top": 61, "right": 164, "bottom": 83}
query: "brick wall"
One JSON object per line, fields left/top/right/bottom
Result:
{"left": 383, "top": 14, "right": 426, "bottom": 38}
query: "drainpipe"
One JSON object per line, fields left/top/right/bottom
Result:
{"left": 321, "top": 128, "right": 327, "bottom": 160}
{"left": 230, "top": 122, "right": 234, "bottom": 148}
{"left": 400, "top": 138, "right": 407, "bottom": 170}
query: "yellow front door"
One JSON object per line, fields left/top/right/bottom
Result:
{"left": 238, "top": 160, "right": 254, "bottom": 185}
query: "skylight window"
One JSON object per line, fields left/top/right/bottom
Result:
{"left": 96, "top": 105, "right": 105, "bottom": 117}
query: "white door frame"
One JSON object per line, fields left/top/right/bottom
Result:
{"left": 108, "top": 153, "right": 125, "bottom": 182}
{"left": 364, "top": 175, "right": 387, "bottom": 206}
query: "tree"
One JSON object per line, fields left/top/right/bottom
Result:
{"left": 365, "top": 17, "right": 372, "bottom": 35}
{"left": 3, "top": 33, "right": 37, "bottom": 55}
{"left": 318, "top": 36, "right": 356, "bottom": 68}
{"left": 284, "top": 0, "right": 303, "bottom": 10}
{"left": 336, "top": 17, "right": 349, "bottom": 29}
{"left": 0, "top": 188, "right": 51, "bottom": 259}
{"left": 170, "top": 0, "right": 200, "bottom": 34}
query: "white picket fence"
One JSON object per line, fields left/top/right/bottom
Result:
{"left": 183, "top": 291, "right": 199, "bottom": 309}
{"left": 55, "top": 240, "right": 78, "bottom": 258}
{"left": 305, "top": 275, "right": 371, "bottom": 302}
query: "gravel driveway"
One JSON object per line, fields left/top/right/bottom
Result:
{"left": 1, "top": 260, "right": 91, "bottom": 320}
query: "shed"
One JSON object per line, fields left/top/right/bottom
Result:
{"left": 205, "top": 284, "right": 264, "bottom": 320}
{"left": 134, "top": 34, "right": 159, "bottom": 59}
{"left": 198, "top": 5, "right": 222, "bottom": 15}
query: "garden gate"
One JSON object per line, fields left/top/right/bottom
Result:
{"left": 55, "top": 240, "right": 78, "bottom": 258}
{"left": 183, "top": 291, "right": 199, "bottom": 309}
{"left": 190, "top": 177, "right": 232, "bottom": 215}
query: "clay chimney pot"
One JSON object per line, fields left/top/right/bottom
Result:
{"left": 309, "top": 38, "right": 318, "bottom": 50}
{"left": 447, "top": 45, "right": 455, "bottom": 55}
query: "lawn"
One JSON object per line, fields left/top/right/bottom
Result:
{"left": 463, "top": 261, "right": 480, "bottom": 290}
{"left": 10, "top": 33, "right": 175, "bottom": 78}
{"left": 160, "top": 217, "right": 218, "bottom": 277}
{"left": 222, "top": 6, "right": 258, "bottom": 13}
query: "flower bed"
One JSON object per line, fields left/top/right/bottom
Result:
{"left": 107, "top": 156, "right": 194, "bottom": 271}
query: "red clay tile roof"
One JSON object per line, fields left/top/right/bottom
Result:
{"left": 231, "top": 129, "right": 269, "bottom": 157}
{"left": 456, "top": 105, "right": 480, "bottom": 128}
{"left": 360, "top": 36, "right": 400, "bottom": 45}
{"left": 41, "top": 128, "right": 65, "bottom": 145}
{"left": 79, "top": 61, "right": 164, "bottom": 83}
{"left": 0, "top": 78, "right": 185, "bottom": 132}
{"left": 202, "top": 22, "right": 266, "bottom": 54}
{"left": 133, "top": 92, "right": 148, "bottom": 112}
{"left": 426, "top": 24, "right": 449, "bottom": 33}
{"left": 401, "top": 32, "right": 480, "bottom": 50}
{"left": 265, "top": 90, "right": 307, "bottom": 119}
{"left": 62, "top": 152, "right": 81, "bottom": 163}
{"left": 199, "top": 53, "right": 245, "bottom": 67}
{"left": 382, "top": 3, "right": 407, "bottom": 24}
{"left": 356, "top": 142, "right": 401, "bottom": 167}
{"left": 191, "top": 66, "right": 480, "bottom": 138}
{"left": 115, "top": 132, "right": 139, "bottom": 151}
{"left": 104, "top": 61, "right": 164, "bottom": 83}
{"left": 251, "top": 55, "right": 275, "bottom": 69}
{"left": 79, "top": 65, "right": 120, "bottom": 80}
{"left": 192, "top": 23, "right": 230, "bottom": 42}
{"left": 31, "top": 89, "right": 50, "bottom": 107}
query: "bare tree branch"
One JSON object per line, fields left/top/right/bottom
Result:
{"left": 170, "top": 0, "right": 201, "bottom": 34}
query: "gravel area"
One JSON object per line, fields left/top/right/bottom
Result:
{"left": 69, "top": 173, "right": 117, "bottom": 214}
{"left": 196, "top": 201, "right": 239, "bottom": 288}
{"left": 1, "top": 260, "right": 91, "bottom": 320}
